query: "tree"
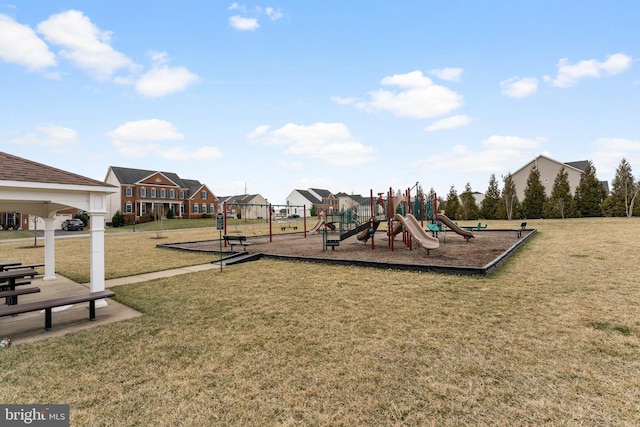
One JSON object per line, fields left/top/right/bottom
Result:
{"left": 522, "top": 165, "right": 547, "bottom": 218}
{"left": 443, "top": 185, "right": 460, "bottom": 220}
{"left": 501, "top": 173, "right": 519, "bottom": 220}
{"left": 459, "top": 182, "right": 480, "bottom": 220}
{"left": 603, "top": 158, "right": 640, "bottom": 217}
{"left": 574, "top": 160, "right": 606, "bottom": 217}
{"left": 112, "top": 211, "right": 125, "bottom": 227}
{"left": 545, "top": 167, "right": 574, "bottom": 218}
{"left": 480, "top": 173, "right": 501, "bottom": 219}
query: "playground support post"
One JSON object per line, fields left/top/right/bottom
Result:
{"left": 369, "top": 189, "right": 375, "bottom": 250}
{"left": 223, "top": 201, "right": 228, "bottom": 247}
{"left": 269, "top": 204, "right": 273, "bottom": 242}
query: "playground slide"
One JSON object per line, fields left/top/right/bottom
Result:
{"left": 393, "top": 214, "right": 439, "bottom": 250}
{"left": 309, "top": 219, "right": 324, "bottom": 233}
{"left": 387, "top": 221, "right": 403, "bottom": 237}
{"left": 356, "top": 220, "right": 381, "bottom": 242}
{"left": 437, "top": 214, "right": 475, "bottom": 240}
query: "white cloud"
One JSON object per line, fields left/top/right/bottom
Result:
{"left": 429, "top": 67, "right": 463, "bottom": 82}
{"left": 543, "top": 53, "right": 633, "bottom": 88}
{"left": 500, "top": 76, "right": 538, "bottom": 98}
{"left": 330, "top": 95, "right": 358, "bottom": 105}
{"left": 108, "top": 119, "right": 183, "bottom": 142}
{"left": 264, "top": 7, "right": 283, "bottom": 21}
{"left": 412, "top": 135, "right": 546, "bottom": 177}
{"left": 249, "top": 122, "right": 374, "bottom": 166}
{"left": 352, "top": 70, "right": 463, "bottom": 119}
{"left": 229, "top": 15, "right": 259, "bottom": 31}
{"left": 135, "top": 66, "right": 199, "bottom": 97}
{"left": 7, "top": 125, "right": 79, "bottom": 153}
{"left": 0, "top": 14, "right": 56, "bottom": 71}
{"left": 37, "top": 10, "right": 135, "bottom": 81}
{"left": 108, "top": 119, "right": 221, "bottom": 160}
{"left": 424, "top": 115, "right": 472, "bottom": 132}
{"left": 591, "top": 137, "right": 640, "bottom": 176}
{"left": 247, "top": 125, "right": 270, "bottom": 139}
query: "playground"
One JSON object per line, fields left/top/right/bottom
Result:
{"left": 167, "top": 187, "right": 534, "bottom": 274}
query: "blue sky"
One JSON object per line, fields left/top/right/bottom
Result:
{"left": 1, "top": 1, "right": 638, "bottom": 205}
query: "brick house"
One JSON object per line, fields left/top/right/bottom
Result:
{"left": 104, "top": 166, "right": 217, "bottom": 222}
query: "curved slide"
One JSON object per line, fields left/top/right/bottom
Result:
{"left": 309, "top": 218, "right": 324, "bottom": 233}
{"left": 356, "top": 220, "right": 381, "bottom": 242}
{"left": 393, "top": 214, "right": 439, "bottom": 250}
{"left": 437, "top": 214, "right": 474, "bottom": 240}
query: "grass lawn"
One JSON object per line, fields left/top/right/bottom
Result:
{"left": 1, "top": 218, "right": 639, "bottom": 425}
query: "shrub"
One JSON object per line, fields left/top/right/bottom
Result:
{"left": 166, "top": 209, "right": 175, "bottom": 219}
{"left": 75, "top": 212, "right": 89, "bottom": 226}
{"left": 111, "top": 211, "right": 125, "bottom": 228}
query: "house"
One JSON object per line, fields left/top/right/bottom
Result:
{"left": 511, "top": 155, "right": 591, "bottom": 201}
{"left": 285, "top": 189, "right": 322, "bottom": 217}
{"left": 335, "top": 192, "right": 367, "bottom": 212}
{"left": 308, "top": 188, "right": 338, "bottom": 214}
{"left": 104, "top": 166, "right": 217, "bottom": 222}
{"left": 217, "top": 194, "right": 269, "bottom": 220}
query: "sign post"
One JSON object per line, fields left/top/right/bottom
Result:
{"left": 216, "top": 213, "right": 224, "bottom": 271}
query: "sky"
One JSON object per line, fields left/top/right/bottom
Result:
{"left": 1, "top": 1, "right": 639, "bottom": 205}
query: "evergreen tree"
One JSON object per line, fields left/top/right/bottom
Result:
{"left": 574, "top": 160, "right": 606, "bottom": 217}
{"left": 501, "top": 173, "right": 519, "bottom": 220}
{"left": 443, "top": 185, "right": 460, "bottom": 220}
{"left": 459, "top": 182, "right": 480, "bottom": 220}
{"left": 522, "top": 165, "right": 547, "bottom": 218}
{"left": 545, "top": 167, "right": 574, "bottom": 218}
{"left": 480, "top": 173, "right": 501, "bottom": 219}
{"left": 603, "top": 158, "right": 640, "bottom": 217}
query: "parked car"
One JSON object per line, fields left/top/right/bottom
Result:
{"left": 61, "top": 219, "right": 84, "bottom": 231}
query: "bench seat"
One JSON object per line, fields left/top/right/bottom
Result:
{"left": 0, "top": 290, "right": 116, "bottom": 331}
{"left": 223, "top": 235, "right": 253, "bottom": 252}
{"left": 1, "top": 287, "right": 41, "bottom": 305}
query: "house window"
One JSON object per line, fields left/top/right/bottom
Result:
{"left": 210, "top": 203, "right": 215, "bottom": 213}
{"left": 179, "top": 190, "right": 185, "bottom": 199}
{"left": 125, "top": 203, "right": 133, "bottom": 213}
{"left": 180, "top": 205, "right": 185, "bottom": 214}
{"left": 202, "top": 204, "right": 207, "bottom": 214}
{"left": 150, "top": 188, "right": 157, "bottom": 198}
{"left": 160, "top": 189, "right": 166, "bottom": 198}
{"left": 125, "top": 187, "right": 133, "bottom": 197}
{"left": 169, "top": 190, "right": 175, "bottom": 199}
{"left": 139, "top": 187, "right": 147, "bottom": 197}
{"left": 140, "top": 204, "right": 147, "bottom": 214}
{"left": 193, "top": 204, "right": 199, "bottom": 214}
{"left": 201, "top": 191, "right": 207, "bottom": 199}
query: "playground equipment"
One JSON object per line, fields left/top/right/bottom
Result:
{"left": 393, "top": 213, "right": 439, "bottom": 251}
{"left": 437, "top": 214, "right": 474, "bottom": 241}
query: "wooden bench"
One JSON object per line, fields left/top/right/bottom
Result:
{"left": 0, "top": 287, "right": 40, "bottom": 305}
{"left": 0, "top": 268, "right": 37, "bottom": 291}
{"left": 0, "top": 290, "right": 116, "bottom": 331}
{"left": 325, "top": 239, "right": 340, "bottom": 250}
{"left": 223, "top": 235, "right": 253, "bottom": 252}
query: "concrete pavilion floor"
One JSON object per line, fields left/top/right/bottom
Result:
{"left": 1, "top": 263, "right": 218, "bottom": 345}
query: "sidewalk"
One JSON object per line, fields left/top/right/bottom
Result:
{"left": 1, "top": 263, "right": 218, "bottom": 345}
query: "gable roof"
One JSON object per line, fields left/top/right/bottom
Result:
{"left": 108, "top": 166, "right": 186, "bottom": 188}
{"left": 512, "top": 154, "right": 585, "bottom": 176}
{"left": 310, "top": 188, "right": 332, "bottom": 198}
{"left": 219, "top": 194, "right": 259, "bottom": 204}
{"left": 564, "top": 160, "right": 590, "bottom": 172}
{"left": 295, "top": 189, "right": 322, "bottom": 204}
{"left": 1, "top": 151, "right": 112, "bottom": 188}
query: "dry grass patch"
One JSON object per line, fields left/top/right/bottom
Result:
{"left": 1, "top": 218, "right": 639, "bottom": 425}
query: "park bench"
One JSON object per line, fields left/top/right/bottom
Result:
{"left": 0, "top": 287, "right": 40, "bottom": 305}
{"left": 0, "top": 290, "right": 116, "bottom": 331}
{"left": 516, "top": 222, "right": 527, "bottom": 238}
{"left": 325, "top": 239, "right": 340, "bottom": 250}
{"left": 223, "top": 235, "right": 253, "bottom": 252}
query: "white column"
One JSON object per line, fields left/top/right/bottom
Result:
{"left": 89, "top": 213, "right": 106, "bottom": 301}
{"left": 43, "top": 218, "right": 57, "bottom": 281}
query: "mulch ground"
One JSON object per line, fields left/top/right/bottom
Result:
{"left": 173, "top": 228, "right": 533, "bottom": 269}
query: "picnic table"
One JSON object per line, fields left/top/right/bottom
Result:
{"left": 0, "top": 268, "right": 38, "bottom": 305}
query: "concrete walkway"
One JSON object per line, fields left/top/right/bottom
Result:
{"left": 1, "top": 263, "right": 219, "bottom": 346}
